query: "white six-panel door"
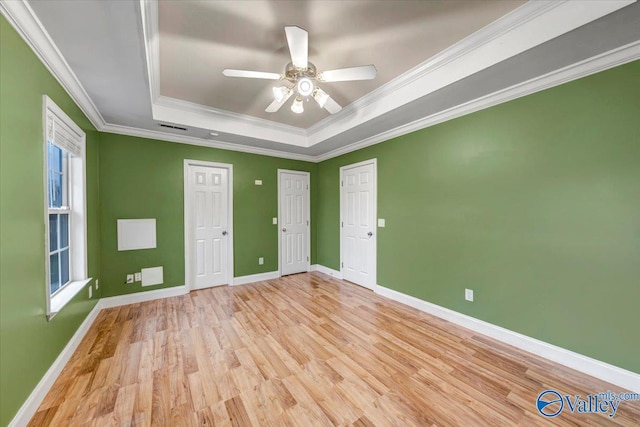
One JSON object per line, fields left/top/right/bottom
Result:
{"left": 187, "top": 163, "right": 231, "bottom": 289}
{"left": 340, "top": 160, "right": 377, "bottom": 289}
{"left": 279, "top": 170, "right": 310, "bottom": 276}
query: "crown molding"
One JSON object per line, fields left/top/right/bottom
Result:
{"left": 100, "top": 123, "right": 316, "bottom": 162}
{"left": 138, "top": 0, "right": 309, "bottom": 147}
{"left": 153, "top": 96, "right": 308, "bottom": 147}
{"left": 307, "top": 1, "right": 561, "bottom": 137}
{"left": 156, "top": 96, "right": 307, "bottom": 136}
{"left": 91, "top": 39, "right": 640, "bottom": 163}
{"left": 139, "top": 0, "right": 159, "bottom": 104}
{"left": 138, "top": 0, "right": 635, "bottom": 148}
{"left": 137, "top": 0, "right": 306, "bottom": 141}
{"left": 0, "top": 0, "right": 106, "bottom": 130}
{"left": 315, "top": 39, "right": 640, "bottom": 162}
{"left": 4, "top": 0, "right": 638, "bottom": 165}
{"left": 306, "top": 0, "right": 636, "bottom": 146}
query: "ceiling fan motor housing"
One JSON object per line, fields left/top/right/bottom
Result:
{"left": 285, "top": 62, "right": 317, "bottom": 82}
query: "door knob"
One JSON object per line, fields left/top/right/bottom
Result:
{"left": 222, "top": 231, "right": 228, "bottom": 236}
{"left": 282, "top": 228, "right": 287, "bottom": 232}
{"left": 367, "top": 231, "right": 373, "bottom": 237}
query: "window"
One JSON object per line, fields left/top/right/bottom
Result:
{"left": 48, "top": 143, "right": 71, "bottom": 294}
{"left": 44, "top": 96, "right": 90, "bottom": 318}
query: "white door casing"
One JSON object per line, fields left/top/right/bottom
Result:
{"left": 184, "top": 160, "right": 233, "bottom": 289}
{"left": 340, "top": 159, "right": 377, "bottom": 289}
{"left": 278, "top": 170, "right": 310, "bottom": 276}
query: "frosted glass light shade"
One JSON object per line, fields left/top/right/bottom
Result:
{"left": 313, "top": 87, "right": 329, "bottom": 108}
{"left": 273, "top": 86, "right": 290, "bottom": 102}
{"left": 291, "top": 97, "right": 304, "bottom": 114}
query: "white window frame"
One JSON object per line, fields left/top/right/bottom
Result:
{"left": 43, "top": 96, "right": 91, "bottom": 319}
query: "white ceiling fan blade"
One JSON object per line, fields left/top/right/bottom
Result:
{"left": 323, "top": 95, "right": 342, "bottom": 114}
{"left": 265, "top": 90, "right": 293, "bottom": 113}
{"left": 222, "top": 69, "right": 281, "bottom": 80}
{"left": 320, "top": 65, "right": 377, "bottom": 82}
{"left": 284, "top": 26, "right": 308, "bottom": 69}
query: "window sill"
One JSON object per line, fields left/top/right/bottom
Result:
{"left": 48, "top": 278, "right": 92, "bottom": 321}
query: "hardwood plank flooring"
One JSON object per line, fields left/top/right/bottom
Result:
{"left": 28, "top": 272, "right": 639, "bottom": 426}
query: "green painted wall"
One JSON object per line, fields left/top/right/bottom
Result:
{"left": 317, "top": 60, "right": 640, "bottom": 373}
{"left": 98, "top": 133, "right": 317, "bottom": 297}
{"left": 0, "top": 16, "right": 101, "bottom": 426}
{"left": 2, "top": 8, "right": 639, "bottom": 424}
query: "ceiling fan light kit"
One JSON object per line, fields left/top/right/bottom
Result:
{"left": 272, "top": 86, "right": 291, "bottom": 103}
{"left": 222, "top": 26, "right": 376, "bottom": 116}
{"left": 313, "top": 87, "right": 329, "bottom": 109}
{"left": 291, "top": 97, "right": 304, "bottom": 114}
{"left": 297, "top": 77, "right": 314, "bottom": 97}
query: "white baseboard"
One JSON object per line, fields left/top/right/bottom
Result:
{"left": 232, "top": 271, "right": 279, "bottom": 286}
{"left": 374, "top": 284, "right": 640, "bottom": 393}
{"left": 8, "top": 302, "right": 102, "bottom": 427}
{"left": 312, "top": 264, "right": 342, "bottom": 279}
{"left": 98, "top": 285, "right": 189, "bottom": 309}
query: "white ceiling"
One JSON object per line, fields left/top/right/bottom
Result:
{"left": 7, "top": 0, "right": 640, "bottom": 161}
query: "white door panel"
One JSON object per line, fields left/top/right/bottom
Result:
{"left": 189, "top": 165, "right": 230, "bottom": 289}
{"left": 341, "top": 161, "right": 376, "bottom": 289}
{"left": 280, "top": 171, "right": 310, "bottom": 276}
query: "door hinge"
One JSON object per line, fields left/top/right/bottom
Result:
{"left": 306, "top": 220, "right": 309, "bottom": 226}
{"left": 341, "top": 262, "right": 344, "bottom": 268}
{"left": 306, "top": 184, "right": 309, "bottom": 190}
{"left": 341, "top": 221, "right": 344, "bottom": 227}
{"left": 341, "top": 180, "right": 344, "bottom": 187}
{"left": 307, "top": 256, "right": 309, "bottom": 262}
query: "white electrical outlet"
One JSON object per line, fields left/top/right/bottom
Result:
{"left": 135, "top": 272, "right": 142, "bottom": 282}
{"left": 255, "top": 179, "right": 262, "bottom": 185}
{"left": 272, "top": 217, "right": 277, "bottom": 224}
{"left": 95, "top": 279, "right": 99, "bottom": 289}
{"left": 465, "top": 289, "right": 474, "bottom": 302}
{"left": 126, "top": 274, "right": 134, "bottom": 284}
{"left": 258, "top": 257, "right": 264, "bottom": 265}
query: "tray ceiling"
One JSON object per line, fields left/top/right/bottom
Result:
{"left": 8, "top": 0, "right": 639, "bottom": 161}
{"left": 158, "top": 1, "right": 524, "bottom": 128}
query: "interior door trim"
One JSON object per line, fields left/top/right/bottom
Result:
{"left": 339, "top": 158, "right": 377, "bottom": 289}
{"left": 184, "top": 159, "right": 234, "bottom": 290}
{"left": 277, "top": 169, "right": 311, "bottom": 277}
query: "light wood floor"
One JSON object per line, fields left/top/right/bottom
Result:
{"left": 29, "top": 272, "right": 639, "bottom": 426}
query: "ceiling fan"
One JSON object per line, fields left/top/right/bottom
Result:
{"left": 222, "top": 26, "right": 377, "bottom": 115}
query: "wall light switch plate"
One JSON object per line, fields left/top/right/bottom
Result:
{"left": 258, "top": 257, "right": 264, "bottom": 265}
{"left": 255, "top": 180, "right": 262, "bottom": 185}
{"left": 89, "top": 286, "right": 92, "bottom": 298}
{"left": 95, "top": 280, "right": 99, "bottom": 289}
{"left": 272, "top": 217, "right": 277, "bottom": 224}
{"left": 135, "top": 272, "right": 142, "bottom": 282}
{"left": 378, "top": 219, "right": 386, "bottom": 227}
{"left": 465, "top": 289, "right": 474, "bottom": 302}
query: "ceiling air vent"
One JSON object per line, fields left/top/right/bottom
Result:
{"left": 159, "top": 123, "right": 188, "bottom": 131}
